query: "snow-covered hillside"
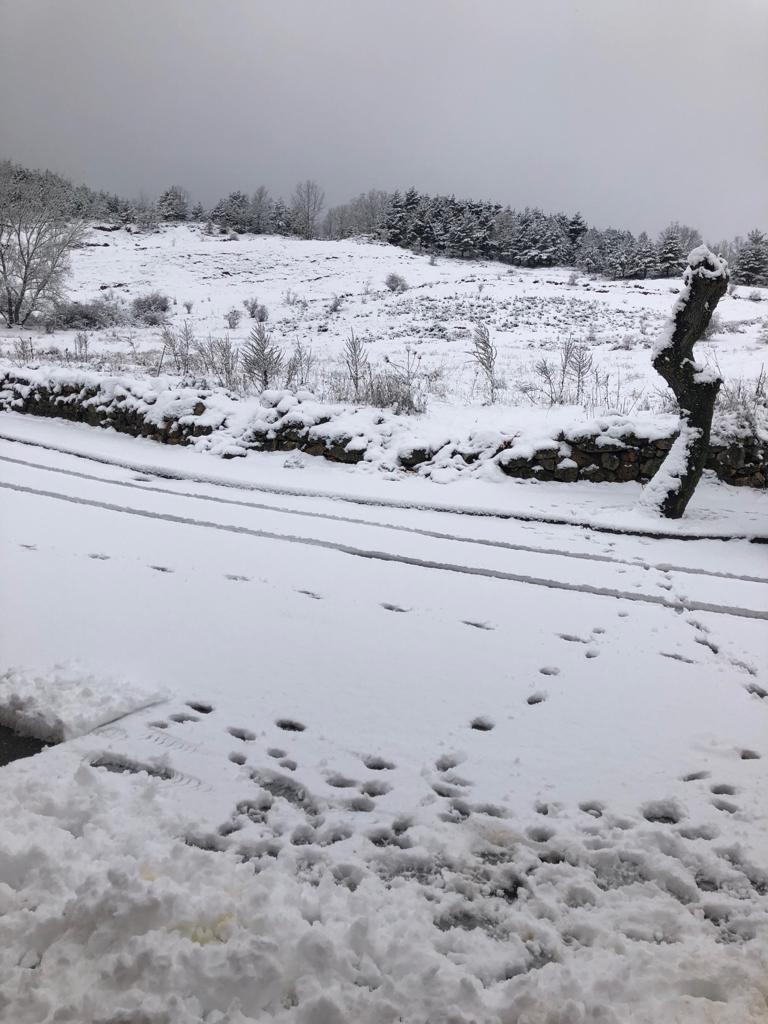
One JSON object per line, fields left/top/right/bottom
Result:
{"left": 3, "top": 225, "right": 766, "bottom": 413}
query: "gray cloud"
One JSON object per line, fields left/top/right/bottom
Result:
{"left": 1, "top": 0, "right": 766, "bottom": 238}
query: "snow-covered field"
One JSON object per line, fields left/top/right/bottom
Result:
{"left": 1, "top": 231, "right": 767, "bottom": 1023}
{"left": 2, "top": 225, "right": 766, "bottom": 415}
{"left": 0, "top": 412, "right": 767, "bottom": 1023}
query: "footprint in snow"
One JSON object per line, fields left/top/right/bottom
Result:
{"left": 435, "top": 753, "right": 463, "bottom": 772}
{"left": 187, "top": 702, "right": 213, "bottom": 714}
{"left": 362, "top": 755, "right": 396, "bottom": 770}
{"left": 149, "top": 565, "right": 173, "bottom": 573}
{"left": 740, "top": 749, "right": 760, "bottom": 760}
{"left": 381, "top": 603, "right": 411, "bottom": 613}
{"left": 297, "top": 589, "right": 322, "bottom": 600}
{"left": 527, "top": 692, "right": 547, "bottom": 705}
{"left": 712, "top": 798, "right": 739, "bottom": 814}
{"left": 585, "top": 648, "right": 600, "bottom": 659}
{"left": 558, "top": 633, "right": 587, "bottom": 644}
{"left": 641, "top": 799, "right": 683, "bottom": 824}
{"left": 710, "top": 783, "right": 737, "bottom": 795}
{"left": 19, "top": 543, "right": 37, "bottom": 551}
{"left": 539, "top": 666, "right": 560, "bottom": 676}
{"left": 276, "top": 718, "right": 306, "bottom": 733}
{"left": 360, "top": 779, "right": 391, "bottom": 797}
{"left": 326, "top": 773, "right": 358, "bottom": 788}
{"left": 470, "top": 716, "right": 495, "bottom": 732}
{"left": 681, "top": 770, "right": 710, "bottom": 782}
{"left": 88, "top": 553, "right": 110, "bottom": 560}
{"left": 169, "top": 712, "right": 199, "bottom": 724}
{"left": 579, "top": 801, "right": 604, "bottom": 818}
{"left": 227, "top": 727, "right": 256, "bottom": 742}
{"left": 746, "top": 683, "right": 767, "bottom": 700}
{"left": 462, "top": 620, "right": 494, "bottom": 630}
{"left": 229, "top": 752, "right": 247, "bottom": 765}
{"left": 225, "top": 574, "right": 250, "bottom": 582}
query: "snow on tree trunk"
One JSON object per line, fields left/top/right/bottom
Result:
{"left": 642, "top": 246, "right": 729, "bottom": 519}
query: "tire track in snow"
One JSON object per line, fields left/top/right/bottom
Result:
{"left": 1, "top": 430, "right": 765, "bottom": 543}
{"left": 2, "top": 478, "right": 766, "bottom": 621}
{"left": 2, "top": 452, "right": 766, "bottom": 586}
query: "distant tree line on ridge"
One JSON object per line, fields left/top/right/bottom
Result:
{"left": 2, "top": 160, "right": 766, "bottom": 286}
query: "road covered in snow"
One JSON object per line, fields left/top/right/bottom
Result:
{"left": 1, "top": 417, "right": 767, "bottom": 1024}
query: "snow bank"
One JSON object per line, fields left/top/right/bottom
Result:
{"left": 0, "top": 663, "right": 164, "bottom": 741}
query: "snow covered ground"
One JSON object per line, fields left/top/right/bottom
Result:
{"left": 1, "top": 414, "right": 767, "bottom": 1023}
{"left": 2, "top": 226, "right": 766, "bottom": 413}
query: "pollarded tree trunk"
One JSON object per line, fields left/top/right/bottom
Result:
{"left": 643, "top": 246, "right": 729, "bottom": 519}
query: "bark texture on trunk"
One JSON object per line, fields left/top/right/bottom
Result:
{"left": 645, "top": 247, "right": 729, "bottom": 519}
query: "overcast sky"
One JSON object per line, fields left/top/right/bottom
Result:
{"left": 1, "top": 0, "right": 766, "bottom": 239}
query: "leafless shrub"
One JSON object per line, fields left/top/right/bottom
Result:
{"left": 468, "top": 323, "right": 499, "bottom": 403}
{"left": 243, "top": 297, "right": 260, "bottom": 318}
{"left": 160, "top": 321, "right": 197, "bottom": 376}
{"left": 328, "top": 293, "right": 343, "bottom": 314}
{"left": 384, "top": 273, "right": 408, "bottom": 293}
{"left": 194, "top": 334, "right": 241, "bottom": 390}
{"left": 224, "top": 306, "right": 242, "bottom": 329}
{"left": 285, "top": 338, "right": 316, "bottom": 389}
{"left": 11, "top": 336, "right": 36, "bottom": 365}
{"left": 343, "top": 329, "right": 368, "bottom": 400}
{"left": 242, "top": 322, "right": 283, "bottom": 391}
{"left": 183, "top": 300, "right": 193, "bottom": 314}
{"left": 74, "top": 331, "right": 89, "bottom": 361}
{"left": 519, "top": 338, "right": 601, "bottom": 407}
{"left": 283, "top": 289, "right": 302, "bottom": 306}
{"left": 717, "top": 367, "right": 766, "bottom": 423}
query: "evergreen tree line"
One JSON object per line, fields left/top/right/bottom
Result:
{"left": 3, "top": 161, "right": 766, "bottom": 285}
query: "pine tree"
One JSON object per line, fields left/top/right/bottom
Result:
{"left": 190, "top": 202, "right": 205, "bottom": 221}
{"left": 635, "top": 232, "right": 659, "bottom": 279}
{"left": 271, "top": 198, "right": 292, "bottom": 235}
{"left": 657, "top": 225, "right": 685, "bottom": 278}
{"left": 157, "top": 185, "right": 189, "bottom": 222}
{"left": 734, "top": 229, "right": 768, "bottom": 286}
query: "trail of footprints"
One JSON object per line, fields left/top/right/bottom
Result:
{"left": 84, "top": 682, "right": 766, "bottom": 956}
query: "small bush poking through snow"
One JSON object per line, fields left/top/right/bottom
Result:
{"left": 46, "top": 297, "right": 126, "bottom": 331}
{"left": 468, "top": 323, "right": 500, "bottom": 404}
{"left": 131, "top": 291, "right": 171, "bottom": 326}
{"left": 242, "top": 322, "right": 284, "bottom": 391}
{"left": 385, "top": 272, "right": 408, "bottom": 293}
{"left": 224, "top": 306, "right": 242, "bottom": 329}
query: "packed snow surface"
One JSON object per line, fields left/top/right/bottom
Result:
{"left": 0, "top": 415, "right": 766, "bottom": 1023}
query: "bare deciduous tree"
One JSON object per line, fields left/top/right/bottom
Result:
{"left": 291, "top": 179, "right": 325, "bottom": 240}
{"left": 643, "top": 247, "right": 729, "bottom": 519}
{"left": 0, "top": 167, "right": 87, "bottom": 326}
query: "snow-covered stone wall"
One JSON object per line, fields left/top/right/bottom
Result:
{"left": 1, "top": 366, "right": 765, "bottom": 487}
